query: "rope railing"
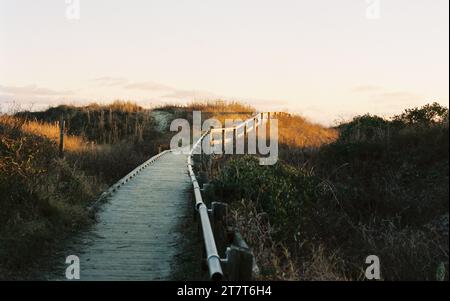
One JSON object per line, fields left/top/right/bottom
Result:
{"left": 186, "top": 112, "right": 273, "bottom": 280}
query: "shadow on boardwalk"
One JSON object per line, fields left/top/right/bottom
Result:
{"left": 37, "top": 151, "right": 204, "bottom": 281}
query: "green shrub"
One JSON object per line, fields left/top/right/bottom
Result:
{"left": 213, "top": 156, "right": 328, "bottom": 243}
{"left": 211, "top": 103, "right": 449, "bottom": 280}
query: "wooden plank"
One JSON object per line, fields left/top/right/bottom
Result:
{"left": 50, "top": 151, "right": 192, "bottom": 281}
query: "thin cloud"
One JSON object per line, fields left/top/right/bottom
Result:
{"left": 93, "top": 77, "right": 128, "bottom": 87}
{"left": 352, "top": 85, "right": 423, "bottom": 105}
{"left": 371, "top": 91, "right": 421, "bottom": 103}
{"left": 162, "top": 89, "right": 218, "bottom": 100}
{"left": 377, "top": 91, "right": 420, "bottom": 99}
{"left": 122, "top": 80, "right": 220, "bottom": 100}
{"left": 95, "top": 78, "right": 205, "bottom": 98}
{"left": 124, "top": 81, "right": 174, "bottom": 92}
{"left": 352, "top": 85, "right": 382, "bottom": 93}
{"left": 0, "top": 84, "right": 74, "bottom": 96}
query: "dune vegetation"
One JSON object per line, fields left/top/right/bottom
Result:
{"left": 0, "top": 101, "right": 170, "bottom": 279}
{"left": 208, "top": 102, "right": 449, "bottom": 280}
{"left": 0, "top": 100, "right": 259, "bottom": 279}
{"left": 1, "top": 100, "right": 448, "bottom": 280}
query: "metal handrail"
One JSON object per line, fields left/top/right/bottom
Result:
{"left": 186, "top": 112, "right": 264, "bottom": 280}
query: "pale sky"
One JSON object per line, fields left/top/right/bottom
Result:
{"left": 0, "top": 0, "right": 448, "bottom": 125}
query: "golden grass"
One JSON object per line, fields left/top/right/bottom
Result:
{"left": 194, "top": 100, "right": 255, "bottom": 125}
{"left": 277, "top": 113, "right": 338, "bottom": 148}
{"left": 1, "top": 115, "right": 88, "bottom": 152}
{"left": 22, "top": 120, "right": 87, "bottom": 152}
{"left": 187, "top": 102, "right": 338, "bottom": 148}
{"left": 187, "top": 100, "right": 255, "bottom": 113}
{"left": 86, "top": 100, "right": 143, "bottom": 113}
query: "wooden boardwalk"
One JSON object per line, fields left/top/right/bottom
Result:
{"left": 53, "top": 151, "right": 191, "bottom": 280}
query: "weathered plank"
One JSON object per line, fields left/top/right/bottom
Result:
{"left": 50, "top": 151, "right": 191, "bottom": 281}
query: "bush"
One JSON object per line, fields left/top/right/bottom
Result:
{"left": 394, "top": 102, "right": 448, "bottom": 125}
{"left": 210, "top": 103, "right": 449, "bottom": 280}
{"left": 0, "top": 119, "right": 98, "bottom": 278}
{"left": 214, "top": 156, "right": 325, "bottom": 240}
{"left": 0, "top": 107, "right": 167, "bottom": 278}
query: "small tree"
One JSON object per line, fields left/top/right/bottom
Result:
{"left": 394, "top": 102, "right": 449, "bottom": 125}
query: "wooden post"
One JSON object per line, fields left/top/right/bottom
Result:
{"left": 201, "top": 146, "right": 204, "bottom": 166}
{"left": 210, "top": 130, "right": 214, "bottom": 151}
{"left": 208, "top": 154, "right": 212, "bottom": 177}
{"left": 233, "top": 127, "right": 237, "bottom": 154}
{"left": 222, "top": 230, "right": 255, "bottom": 280}
{"left": 254, "top": 117, "right": 258, "bottom": 154}
{"left": 225, "top": 245, "right": 254, "bottom": 281}
{"left": 233, "top": 231, "right": 250, "bottom": 249}
{"left": 211, "top": 202, "right": 228, "bottom": 257}
{"left": 222, "top": 128, "right": 225, "bottom": 155}
{"left": 244, "top": 124, "right": 248, "bottom": 148}
{"left": 199, "top": 172, "right": 209, "bottom": 189}
{"left": 59, "top": 114, "right": 65, "bottom": 158}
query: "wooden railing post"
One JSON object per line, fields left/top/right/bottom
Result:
{"left": 59, "top": 114, "right": 65, "bottom": 158}
{"left": 210, "top": 130, "right": 214, "bottom": 146}
{"left": 210, "top": 202, "right": 228, "bottom": 257}
{"left": 225, "top": 245, "right": 254, "bottom": 281}
{"left": 233, "top": 127, "right": 237, "bottom": 153}
{"left": 222, "top": 128, "right": 226, "bottom": 155}
{"left": 244, "top": 124, "right": 248, "bottom": 153}
{"left": 189, "top": 113, "right": 263, "bottom": 281}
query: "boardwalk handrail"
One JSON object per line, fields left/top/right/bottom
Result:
{"left": 187, "top": 132, "right": 223, "bottom": 280}
{"left": 187, "top": 112, "right": 267, "bottom": 280}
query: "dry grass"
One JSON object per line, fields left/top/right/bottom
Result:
{"left": 0, "top": 116, "right": 100, "bottom": 279}
{"left": 155, "top": 100, "right": 256, "bottom": 126}
{"left": 0, "top": 104, "right": 166, "bottom": 279}
{"left": 0, "top": 115, "right": 89, "bottom": 152}
{"left": 206, "top": 103, "right": 449, "bottom": 281}
{"left": 77, "top": 100, "right": 144, "bottom": 113}
{"left": 185, "top": 100, "right": 255, "bottom": 114}
{"left": 301, "top": 245, "right": 350, "bottom": 281}
{"left": 21, "top": 119, "right": 87, "bottom": 152}
{"left": 277, "top": 113, "right": 338, "bottom": 148}
{"left": 230, "top": 200, "right": 348, "bottom": 281}
{"left": 230, "top": 200, "right": 300, "bottom": 280}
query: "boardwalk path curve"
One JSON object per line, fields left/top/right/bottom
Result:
{"left": 54, "top": 150, "right": 191, "bottom": 280}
